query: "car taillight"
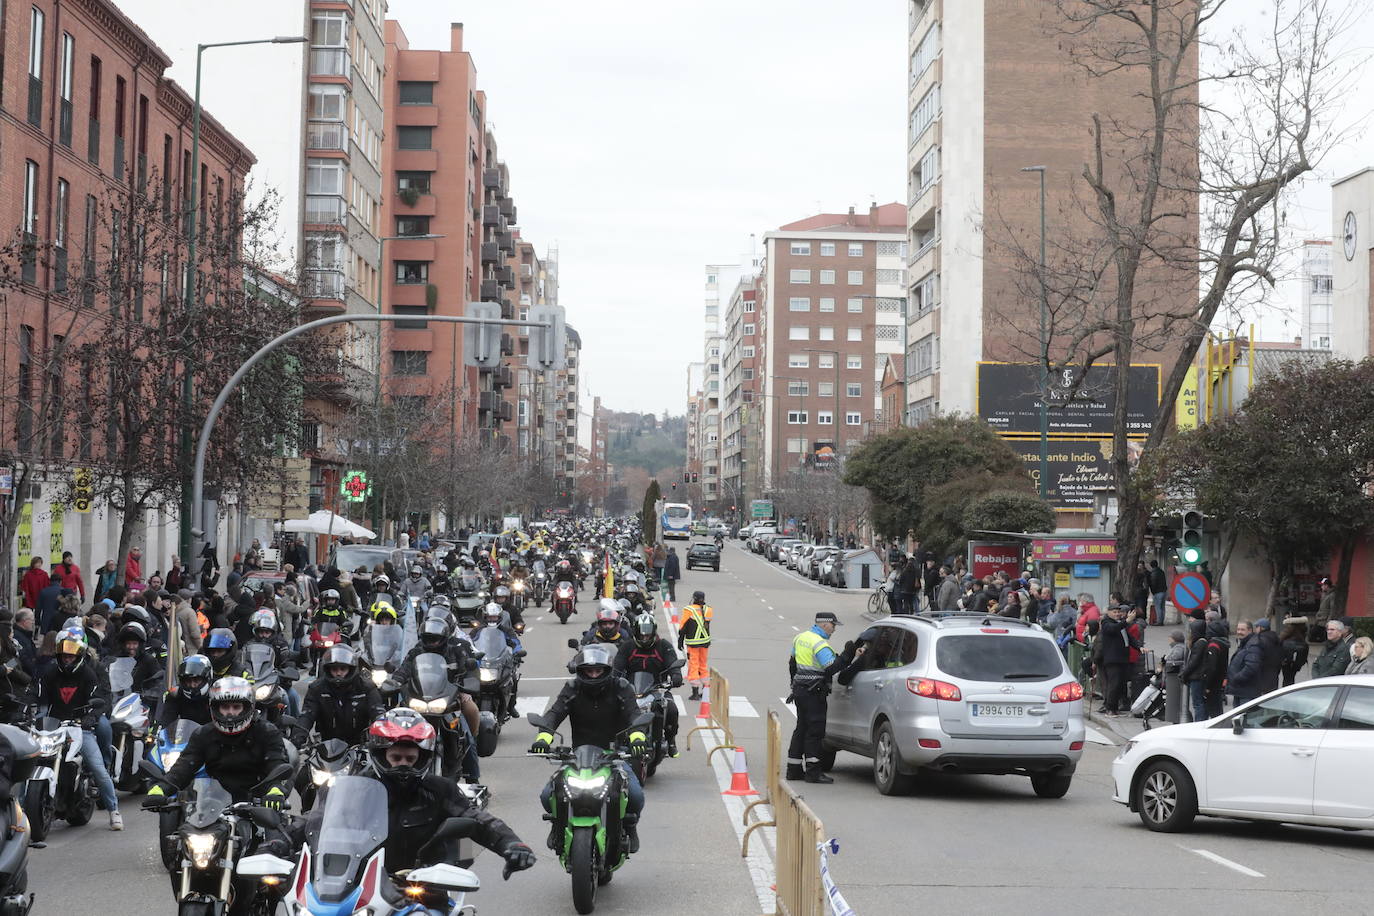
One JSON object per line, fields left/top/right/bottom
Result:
{"left": 1051, "top": 682, "right": 1084, "bottom": 703}
{"left": 1069, "top": 740, "right": 1084, "bottom": 751}
{"left": 917, "top": 738, "right": 941, "bottom": 748}
{"left": 906, "top": 677, "right": 961, "bottom": 701}
{"left": 980, "top": 627, "right": 1009, "bottom": 634}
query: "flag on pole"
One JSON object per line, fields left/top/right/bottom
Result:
{"left": 490, "top": 540, "right": 500, "bottom": 571}
{"left": 603, "top": 548, "right": 614, "bottom": 599}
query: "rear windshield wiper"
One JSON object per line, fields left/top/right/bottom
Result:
{"left": 1002, "top": 672, "right": 1054, "bottom": 679}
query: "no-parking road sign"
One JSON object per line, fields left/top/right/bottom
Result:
{"left": 1170, "top": 572, "right": 1211, "bottom": 613}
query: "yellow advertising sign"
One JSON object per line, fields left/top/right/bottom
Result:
{"left": 73, "top": 467, "right": 94, "bottom": 513}
{"left": 1176, "top": 365, "right": 1199, "bottom": 430}
{"left": 49, "top": 504, "right": 65, "bottom": 557}
{"left": 16, "top": 503, "right": 33, "bottom": 559}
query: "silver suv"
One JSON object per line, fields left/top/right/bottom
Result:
{"left": 821, "top": 614, "right": 1085, "bottom": 797}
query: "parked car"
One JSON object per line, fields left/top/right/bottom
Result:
{"left": 823, "top": 615, "right": 1085, "bottom": 796}
{"left": 792, "top": 545, "right": 817, "bottom": 575}
{"left": 686, "top": 543, "right": 721, "bottom": 572}
{"left": 767, "top": 538, "right": 800, "bottom": 563}
{"left": 735, "top": 524, "right": 753, "bottom": 540}
{"left": 1112, "top": 676, "right": 1374, "bottom": 833}
{"left": 709, "top": 521, "right": 730, "bottom": 537}
{"left": 807, "top": 547, "right": 840, "bottom": 580}
{"left": 750, "top": 531, "right": 777, "bottom": 554}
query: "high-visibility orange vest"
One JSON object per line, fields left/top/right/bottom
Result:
{"left": 680, "top": 604, "right": 713, "bottom": 646}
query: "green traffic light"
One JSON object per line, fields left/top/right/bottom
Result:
{"left": 1180, "top": 546, "right": 1202, "bottom": 565}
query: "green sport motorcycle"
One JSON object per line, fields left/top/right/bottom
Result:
{"left": 528, "top": 714, "right": 648, "bottom": 915}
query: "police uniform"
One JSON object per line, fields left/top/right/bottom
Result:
{"left": 787, "top": 612, "right": 842, "bottom": 784}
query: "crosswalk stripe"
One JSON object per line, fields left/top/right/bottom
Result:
{"left": 516, "top": 696, "right": 549, "bottom": 717}
{"left": 778, "top": 698, "right": 794, "bottom": 716}
{"left": 520, "top": 694, "right": 758, "bottom": 720}
{"left": 729, "top": 696, "right": 759, "bottom": 718}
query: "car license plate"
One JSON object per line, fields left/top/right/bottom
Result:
{"left": 971, "top": 703, "right": 1025, "bottom": 718}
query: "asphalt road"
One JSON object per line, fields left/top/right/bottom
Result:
{"left": 28, "top": 543, "right": 1374, "bottom": 914}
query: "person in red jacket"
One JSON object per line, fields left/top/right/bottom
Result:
{"left": 1074, "top": 594, "right": 1102, "bottom": 643}
{"left": 19, "top": 557, "right": 50, "bottom": 609}
{"left": 124, "top": 547, "right": 145, "bottom": 592}
{"left": 54, "top": 551, "right": 85, "bottom": 600}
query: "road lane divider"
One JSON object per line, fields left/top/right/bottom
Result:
{"left": 1181, "top": 846, "right": 1266, "bottom": 878}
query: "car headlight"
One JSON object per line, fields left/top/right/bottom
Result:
{"left": 161, "top": 749, "right": 181, "bottom": 770}
{"left": 479, "top": 668, "right": 497, "bottom": 683}
{"left": 311, "top": 767, "right": 335, "bottom": 787}
{"left": 184, "top": 832, "right": 219, "bottom": 870}
{"left": 1116, "top": 739, "right": 1138, "bottom": 761}
{"left": 371, "top": 668, "right": 388, "bottom": 686}
{"left": 567, "top": 774, "right": 608, "bottom": 791}
{"left": 255, "top": 684, "right": 273, "bottom": 701}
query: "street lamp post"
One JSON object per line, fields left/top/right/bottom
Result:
{"left": 178, "top": 35, "right": 306, "bottom": 564}
{"left": 1022, "top": 165, "right": 1049, "bottom": 500}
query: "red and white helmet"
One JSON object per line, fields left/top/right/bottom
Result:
{"left": 366, "top": 707, "right": 437, "bottom": 789}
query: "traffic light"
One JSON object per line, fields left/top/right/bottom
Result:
{"left": 1180, "top": 510, "right": 1204, "bottom": 567}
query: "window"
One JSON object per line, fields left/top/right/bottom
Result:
{"left": 789, "top": 269, "right": 810, "bottom": 284}
{"left": 847, "top": 355, "right": 863, "bottom": 370}
{"left": 910, "top": 84, "right": 940, "bottom": 144}
{"left": 787, "top": 411, "right": 809, "bottom": 425}
{"left": 788, "top": 354, "right": 810, "bottom": 368}
{"left": 744, "top": 300, "right": 756, "bottom": 313}
{"left": 818, "top": 382, "right": 834, "bottom": 397}
{"left": 788, "top": 327, "right": 810, "bottom": 341}
{"left": 22, "top": 161, "right": 39, "bottom": 234}
{"left": 786, "top": 437, "right": 807, "bottom": 453}
{"left": 847, "top": 327, "right": 862, "bottom": 342}
{"left": 398, "top": 81, "right": 434, "bottom": 104}
{"left": 395, "top": 261, "right": 429, "bottom": 284}
{"left": 742, "top": 346, "right": 755, "bottom": 359}
{"left": 392, "top": 350, "right": 428, "bottom": 376}
{"left": 913, "top": 146, "right": 939, "bottom": 195}
{"left": 817, "top": 297, "right": 835, "bottom": 313}
{"left": 913, "top": 271, "right": 939, "bottom": 314}
{"left": 817, "top": 352, "right": 835, "bottom": 369}
{"left": 28, "top": 7, "right": 44, "bottom": 79}
{"left": 911, "top": 22, "right": 940, "bottom": 81}
{"left": 876, "top": 325, "right": 900, "bottom": 341}
{"left": 1335, "top": 687, "right": 1374, "bottom": 729}
{"left": 846, "top": 412, "right": 862, "bottom": 425}
{"left": 306, "top": 158, "right": 345, "bottom": 194}
{"left": 396, "top": 216, "right": 430, "bottom": 237}
{"left": 743, "top": 323, "right": 755, "bottom": 336}
{"left": 1311, "top": 276, "right": 1333, "bottom": 294}
{"left": 787, "top": 381, "right": 809, "bottom": 396}
{"left": 847, "top": 382, "right": 863, "bottom": 397}
{"left": 818, "top": 326, "right": 834, "bottom": 341}
{"left": 397, "top": 171, "right": 432, "bottom": 193}
{"left": 848, "top": 298, "right": 864, "bottom": 312}
{"left": 55, "top": 178, "right": 69, "bottom": 247}
{"left": 393, "top": 305, "right": 429, "bottom": 329}
{"left": 60, "top": 32, "right": 74, "bottom": 100}
{"left": 306, "top": 121, "right": 346, "bottom": 151}
{"left": 848, "top": 243, "right": 863, "bottom": 257}
{"left": 311, "top": 10, "right": 347, "bottom": 46}
{"left": 876, "top": 268, "right": 905, "bottom": 284}
{"left": 790, "top": 241, "right": 811, "bottom": 255}
{"left": 1237, "top": 685, "right": 1339, "bottom": 729}
{"left": 907, "top": 333, "right": 936, "bottom": 378}
{"left": 742, "top": 366, "right": 755, "bottom": 379}
{"left": 817, "top": 411, "right": 833, "bottom": 425}
{"left": 397, "top": 126, "right": 433, "bottom": 150}
{"left": 812, "top": 269, "right": 833, "bottom": 286}
{"left": 789, "top": 297, "right": 811, "bottom": 312}
{"left": 847, "top": 270, "right": 864, "bottom": 285}
{"left": 820, "top": 242, "right": 835, "bottom": 256}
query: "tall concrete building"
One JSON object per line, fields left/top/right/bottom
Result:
{"left": 757, "top": 205, "right": 907, "bottom": 490}
{"left": 720, "top": 274, "right": 761, "bottom": 521}
{"left": 903, "top": 0, "right": 1196, "bottom": 425}
{"left": 1332, "top": 167, "right": 1374, "bottom": 361}
{"left": 1300, "top": 240, "right": 1334, "bottom": 350}
{"left": 302, "top": 0, "right": 388, "bottom": 502}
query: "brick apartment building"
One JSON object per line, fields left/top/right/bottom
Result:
{"left": 1, "top": 0, "right": 254, "bottom": 570}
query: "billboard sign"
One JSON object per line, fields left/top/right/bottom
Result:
{"left": 750, "top": 499, "right": 774, "bottom": 519}
{"left": 1032, "top": 537, "right": 1118, "bottom": 562}
{"left": 978, "top": 363, "right": 1159, "bottom": 437}
{"left": 968, "top": 541, "right": 1024, "bottom": 581}
{"left": 1009, "top": 439, "right": 1123, "bottom": 510}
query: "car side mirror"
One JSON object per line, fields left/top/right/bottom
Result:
{"left": 1231, "top": 714, "right": 1245, "bottom": 735}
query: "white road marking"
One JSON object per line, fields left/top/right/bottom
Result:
{"left": 791, "top": 625, "right": 800, "bottom": 631}
{"left": 673, "top": 695, "right": 687, "bottom": 715}
{"left": 515, "top": 696, "right": 549, "bottom": 717}
{"left": 729, "top": 696, "right": 760, "bottom": 718}
{"left": 1084, "top": 726, "right": 1116, "bottom": 746}
{"left": 1181, "top": 847, "right": 1265, "bottom": 878}
{"left": 776, "top": 614, "right": 786, "bottom": 620}
{"left": 778, "top": 698, "right": 794, "bottom": 715}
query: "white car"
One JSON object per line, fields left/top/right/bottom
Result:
{"left": 1112, "top": 676, "right": 1374, "bottom": 833}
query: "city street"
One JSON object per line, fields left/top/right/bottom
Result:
{"left": 22, "top": 540, "right": 1374, "bottom": 914}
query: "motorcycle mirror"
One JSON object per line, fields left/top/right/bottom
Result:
{"left": 668, "top": 657, "right": 686, "bottom": 670}
{"left": 526, "top": 713, "right": 550, "bottom": 730}
{"left": 139, "top": 757, "right": 165, "bottom": 779}
{"left": 514, "top": 649, "right": 528, "bottom": 659}
{"left": 567, "top": 639, "right": 579, "bottom": 651}
{"left": 250, "top": 763, "right": 293, "bottom": 796}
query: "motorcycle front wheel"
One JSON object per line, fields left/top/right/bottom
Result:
{"left": 569, "top": 826, "right": 599, "bottom": 915}
{"left": 65, "top": 775, "right": 96, "bottom": 826}
{"left": 22, "top": 782, "right": 53, "bottom": 842}
{"left": 159, "top": 808, "right": 182, "bottom": 870}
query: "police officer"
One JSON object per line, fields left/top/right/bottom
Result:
{"left": 786, "top": 612, "right": 848, "bottom": 784}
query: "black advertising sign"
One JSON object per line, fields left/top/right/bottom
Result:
{"left": 1010, "top": 439, "right": 1130, "bottom": 510}
{"left": 978, "top": 363, "right": 1160, "bottom": 437}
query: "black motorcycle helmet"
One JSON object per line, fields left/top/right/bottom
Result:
{"left": 177, "top": 654, "right": 213, "bottom": 699}
{"left": 572, "top": 644, "right": 617, "bottom": 692}
{"left": 630, "top": 613, "right": 658, "bottom": 648}
{"left": 118, "top": 621, "right": 148, "bottom": 654}
{"left": 419, "top": 616, "right": 451, "bottom": 653}
{"left": 323, "top": 645, "right": 359, "bottom": 687}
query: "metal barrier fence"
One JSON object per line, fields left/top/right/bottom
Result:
{"left": 741, "top": 709, "right": 781, "bottom": 856}
{"left": 773, "top": 779, "right": 826, "bottom": 916}
{"left": 683, "top": 666, "right": 735, "bottom": 764}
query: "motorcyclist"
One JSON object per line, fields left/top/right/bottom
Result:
{"left": 157, "top": 654, "right": 213, "bottom": 727}
{"left": 203, "top": 627, "right": 250, "bottom": 680}
{"left": 387, "top": 617, "right": 481, "bottom": 781}
{"left": 359, "top": 708, "right": 534, "bottom": 891}
{"left": 397, "top": 565, "right": 433, "bottom": 608}
{"left": 530, "top": 644, "right": 647, "bottom": 852}
{"left": 244, "top": 609, "right": 299, "bottom": 716}
{"left": 581, "top": 600, "right": 631, "bottom": 647}
{"left": 32, "top": 627, "right": 123, "bottom": 829}
{"left": 314, "top": 588, "right": 351, "bottom": 634}
{"left": 621, "top": 581, "right": 649, "bottom": 614}
{"left": 613, "top": 614, "right": 682, "bottom": 757}
{"left": 295, "top": 645, "right": 384, "bottom": 747}
{"left": 474, "top": 604, "right": 523, "bottom": 720}
{"left": 491, "top": 584, "right": 522, "bottom": 629}
{"left": 109, "top": 620, "right": 165, "bottom": 694}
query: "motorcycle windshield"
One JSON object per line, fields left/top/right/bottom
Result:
{"left": 412, "top": 653, "right": 453, "bottom": 701}
{"left": 317, "top": 622, "right": 341, "bottom": 640}
{"left": 243, "top": 644, "right": 275, "bottom": 681}
{"left": 473, "top": 628, "right": 511, "bottom": 667}
{"left": 320, "top": 738, "right": 352, "bottom": 765}
{"left": 169, "top": 718, "right": 199, "bottom": 748}
{"left": 365, "top": 626, "right": 405, "bottom": 668}
{"left": 309, "top": 775, "right": 388, "bottom": 902}
{"left": 630, "top": 671, "right": 655, "bottom": 697}
{"left": 106, "top": 657, "right": 135, "bottom": 697}
{"left": 186, "top": 778, "right": 231, "bottom": 829}
{"left": 456, "top": 574, "right": 481, "bottom": 593}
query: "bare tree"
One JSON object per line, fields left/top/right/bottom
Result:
{"left": 989, "top": 0, "right": 1361, "bottom": 570}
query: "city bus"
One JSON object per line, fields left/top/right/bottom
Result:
{"left": 661, "top": 502, "right": 693, "bottom": 539}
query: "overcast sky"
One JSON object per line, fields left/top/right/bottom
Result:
{"left": 113, "top": 0, "right": 1369, "bottom": 413}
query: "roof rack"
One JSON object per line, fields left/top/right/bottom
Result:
{"left": 902, "top": 612, "right": 1044, "bottom": 630}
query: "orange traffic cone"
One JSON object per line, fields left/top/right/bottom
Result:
{"left": 722, "top": 747, "right": 758, "bottom": 796}
{"left": 666, "top": 600, "right": 677, "bottom": 626}
{"left": 695, "top": 695, "right": 711, "bottom": 720}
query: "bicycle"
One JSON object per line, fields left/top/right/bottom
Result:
{"left": 868, "top": 582, "right": 890, "bottom": 616}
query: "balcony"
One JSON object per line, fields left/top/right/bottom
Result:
{"left": 498, "top": 400, "right": 513, "bottom": 422}
{"left": 497, "top": 231, "right": 514, "bottom": 254}
{"left": 499, "top": 197, "right": 515, "bottom": 220}
{"left": 482, "top": 168, "right": 506, "bottom": 193}
{"left": 520, "top": 263, "right": 534, "bottom": 278}
{"left": 500, "top": 298, "right": 515, "bottom": 320}
{"left": 482, "top": 205, "right": 506, "bottom": 229}
{"left": 494, "top": 365, "right": 513, "bottom": 388}
{"left": 310, "top": 47, "right": 350, "bottom": 77}
{"left": 480, "top": 242, "right": 500, "bottom": 265}
{"left": 479, "top": 390, "right": 500, "bottom": 413}
{"left": 497, "top": 265, "right": 516, "bottom": 289}
{"left": 480, "top": 278, "right": 501, "bottom": 300}
{"left": 500, "top": 333, "right": 515, "bottom": 356}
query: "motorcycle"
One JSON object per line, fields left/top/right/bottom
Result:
{"left": 528, "top": 714, "right": 650, "bottom": 915}
{"left": 21, "top": 714, "right": 96, "bottom": 842}
{"left": 0, "top": 724, "right": 37, "bottom": 913}
{"left": 530, "top": 570, "right": 549, "bottom": 607}
{"left": 295, "top": 738, "right": 362, "bottom": 813}
{"left": 553, "top": 581, "right": 577, "bottom": 625}
{"left": 147, "top": 718, "right": 205, "bottom": 870}
{"left": 147, "top": 766, "right": 293, "bottom": 916}
{"left": 407, "top": 595, "right": 430, "bottom": 628}
{"left": 244, "top": 644, "right": 298, "bottom": 726}
{"left": 242, "top": 774, "right": 497, "bottom": 916}
{"left": 628, "top": 658, "right": 685, "bottom": 782}
{"left": 395, "top": 655, "right": 476, "bottom": 782}
{"left": 359, "top": 624, "right": 407, "bottom": 701}
{"left": 306, "top": 621, "right": 346, "bottom": 678}
{"left": 106, "top": 656, "right": 154, "bottom": 793}
{"left": 472, "top": 628, "right": 525, "bottom": 757}
{"left": 452, "top": 582, "right": 487, "bottom": 630}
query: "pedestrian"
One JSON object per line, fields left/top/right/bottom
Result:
{"left": 1074, "top": 594, "right": 1102, "bottom": 643}
{"left": 53, "top": 551, "right": 86, "bottom": 601}
{"left": 165, "top": 555, "right": 187, "bottom": 592}
{"left": 1161, "top": 629, "right": 1186, "bottom": 724}
{"left": 1252, "top": 618, "right": 1282, "bottom": 694}
{"left": 19, "top": 557, "right": 49, "bottom": 610}
{"left": 13, "top": 608, "right": 38, "bottom": 678}
{"left": 1147, "top": 560, "right": 1167, "bottom": 626}
{"left": 1312, "top": 619, "right": 1355, "bottom": 678}
{"left": 935, "top": 566, "right": 960, "bottom": 614}
{"left": 1000, "top": 590, "right": 1026, "bottom": 620}
{"left": 1346, "top": 637, "right": 1374, "bottom": 675}
{"left": 1226, "top": 620, "right": 1263, "bottom": 707}
{"left": 664, "top": 547, "right": 681, "bottom": 603}
{"left": 1278, "top": 619, "right": 1309, "bottom": 686}
{"left": 170, "top": 589, "right": 204, "bottom": 655}
{"left": 676, "top": 590, "right": 712, "bottom": 700}
{"left": 92, "top": 560, "right": 118, "bottom": 603}
{"left": 124, "top": 547, "right": 144, "bottom": 593}
{"left": 36, "top": 573, "right": 68, "bottom": 634}
{"left": 786, "top": 611, "right": 843, "bottom": 784}
{"left": 1313, "top": 577, "right": 1338, "bottom": 639}
{"left": 1201, "top": 614, "right": 1230, "bottom": 718}
{"left": 652, "top": 543, "right": 667, "bottom": 590}
{"left": 1180, "top": 618, "right": 1210, "bottom": 722}
{"left": 1045, "top": 597, "right": 1077, "bottom": 641}
{"left": 244, "top": 539, "right": 263, "bottom": 571}
{"left": 1097, "top": 605, "right": 1137, "bottom": 716}
{"left": 895, "top": 554, "right": 919, "bottom": 614}
{"left": 921, "top": 557, "right": 940, "bottom": 611}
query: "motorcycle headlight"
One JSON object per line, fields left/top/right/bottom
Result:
{"left": 408, "top": 698, "right": 428, "bottom": 713}
{"left": 637, "top": 697, "right": 653, "bottom": 710}
{"left": 371, "top": 668, "right": 388, "bottom": 686}
{"left": 184, "top": 831, "right": 219, "bottom": 870}
{"left": 36, "top": 735, "right": 63, "bottom": 756}
{"left": 311, "top": 767, "right": 335, "bottom": 787}
{"left": 479, "top": 668, "right": 497, "bottom": 683}
{"left": 566, "top": 773, "right": 608, "bottom": 791}
{"left": 255, "top": 684, "right": 273, "bottom": 701}
{"left": 512, "top": 581, "right": 525, "bottom": 591}
{"left": 161, "top": 750, "right": 181, "bottom": 770}
{"left": 427, "top": 699, "right": 450, "bottom": 714}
